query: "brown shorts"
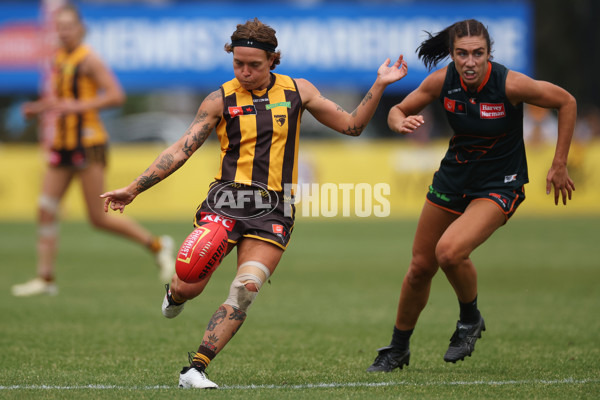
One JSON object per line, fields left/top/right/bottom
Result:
{"left": 194, "top": 181, "right": 295, "bottom": 250}
{"left": 48, "top": 145, "right": 107, "bottom": 169}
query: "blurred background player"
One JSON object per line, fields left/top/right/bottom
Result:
{"left": 367, "top": 19, "right": 576, "bottom": 372}
{"left": 101, "top": 18, "right": 407, "bottom": 388}
{"left": 11, "top": 4, "right": 175, "bottom": 297}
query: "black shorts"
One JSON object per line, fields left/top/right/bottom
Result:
{"left": 426, "top": 184, "right": 525, "bottom": 220}
{"left": 194, "top": 181, "right": 295, "bottom": 250}
{"left": 48, "top": 145, "right": 107, "bottom": 169}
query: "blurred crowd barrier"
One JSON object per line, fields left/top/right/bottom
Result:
{"left": 2, "top": 139, "right": 598, "bottom": 221}
{"left": 0, "top": 2, "right": 532, "bottom": 95}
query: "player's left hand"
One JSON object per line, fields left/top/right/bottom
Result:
{"left": 377, "top": 55, "right": 408, "bottom": 85}
{"left": 546, "top": 163, "right": 575, "bottom": 205}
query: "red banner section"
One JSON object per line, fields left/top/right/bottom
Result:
{"left": 0, "top": 23, "right": 48, "bottom": 68}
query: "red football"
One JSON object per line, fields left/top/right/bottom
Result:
{"left": 175, "top": 223, "right": 229, "bottom": 283}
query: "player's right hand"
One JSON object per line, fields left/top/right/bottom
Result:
{"left": 398, "top": 115, "right": 425, "bottom": 134}
{"left": 100, "top": 188, "right": 136, "bottom": 213}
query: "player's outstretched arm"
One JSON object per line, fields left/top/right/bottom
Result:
{"left": 101, "top": 90, "right": 223, "bottom": 213}
{"left": 506, "top": 71, "right": 577, "bottom": 205}
{"left": 299, "top": 55, "right": 407, "bottom": 136}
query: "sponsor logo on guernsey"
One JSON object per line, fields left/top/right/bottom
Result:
{"left": 228, "top": 105, "right": 257, "bottom": 117}
{"left": 444, "top": 97, "right": 466, "bottom": 114}
{"left": 265, "top": 101, "right": 291, "bottom": 110}
{"left": 504, "top": 174, "right": 517, "bottom": 183}
{"left": 200, "top": 212, "right": 236, "bottom": 231}
{"left": 480, "top": 103, "right": 506, "bottom": 119}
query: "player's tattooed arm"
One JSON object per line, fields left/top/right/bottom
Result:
{"left": 361, "top": 90, "right": 373, "bottom": 107}
{"left": 156, "top": 153, "right": 174, "bottom": 171}
{"left": 181, "top": 90, "right": 222, "bottom": 152}
{"left": 135, "top": 171, "right": 161, "bottom": 194}
{"left": 341, "top": 124, "right": 365, "bottom": 136}
{"left": 341, "top": 90, "right": 374, "bottom": 136}
{"left": 132, "top": 89, "right": 222, "bottom": 195}
{"left": 319, "top": 95, "right": 344, "bottom": 113}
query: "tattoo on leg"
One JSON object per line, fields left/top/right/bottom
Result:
{"left": 207, "top": 305, "right": 227, "bottom": 331}
{"left": 202, "top": 333, "right": 219, "bottom": 352}
{"left": 229, "top": 308, "right": 247, "bottom": 322}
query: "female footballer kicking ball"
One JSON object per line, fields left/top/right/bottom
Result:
{"left": 102, "top": 18, "right": 408, "bottom": 388}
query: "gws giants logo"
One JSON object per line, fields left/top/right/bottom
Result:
{"left": 444, "top": 97, "right": 466, "bottom": 114}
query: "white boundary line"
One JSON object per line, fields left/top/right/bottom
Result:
{"left": 0, "top": 378, "right": 598, "bottom": 391}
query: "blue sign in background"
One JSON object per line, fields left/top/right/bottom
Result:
{"left": 0, "top": 1, "right": 533, "bottom": 94}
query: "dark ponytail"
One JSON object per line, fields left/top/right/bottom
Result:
{"left": 417, "top": 26, "right": 453, "bottom": 70}
{"left": 417, "top": 19, "right": 492, "bottom": 70}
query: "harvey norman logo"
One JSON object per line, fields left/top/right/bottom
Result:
{"left": 480, "top": 103, "right": 506, "bottom": 119}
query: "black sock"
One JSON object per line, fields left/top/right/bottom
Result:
{"left": 390, "top": 326, "right": 413, "bottom": 351}
{"left": 459, "top": 295, "right": 481, "bottom": 323}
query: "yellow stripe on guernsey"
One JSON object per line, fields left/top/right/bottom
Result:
{"left": 215, "top": 73, "right": 302, "bottom": 192}
{"left": 53, "top": 45, "right": 108, "bottom": 150}
{"left": 266, "top": 84, "right": 290, "bottom": 190}
{"left": 233, "top": 89, "right": 257, "bottom": 185}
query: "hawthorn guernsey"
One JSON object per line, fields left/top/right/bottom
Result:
{"left": 175, "top": 222, "right": 229, "bottom": 283}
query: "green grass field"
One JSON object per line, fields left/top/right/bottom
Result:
{"left": 1, "top": 217, "right": 599, "bottom": 399}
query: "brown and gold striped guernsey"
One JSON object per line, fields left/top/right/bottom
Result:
{"left": 52, "top": 44, "right": 108, "bottom": 151}
{"left": 215, "top": 73, "right": 303, "bottom": 192}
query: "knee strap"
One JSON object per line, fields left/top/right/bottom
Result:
{"left": 223, "top": 261, "right": 271, "bottom": 312}
{"left": 39, "top": 195, "right": 60, "bottom": 215}
{"left": 38, "top": 195, "right": 60, "bottom": 238}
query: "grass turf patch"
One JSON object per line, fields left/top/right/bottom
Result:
{"left": 0, "top": 217, "right": 599, "bottom": 399}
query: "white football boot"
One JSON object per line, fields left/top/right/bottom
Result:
{"left": 155, "top": 235, "right": 175, "bottom": 282}
{"left": 179, "top": 366, "right": 218, "bottom": 389}
{"left": 162, "top": 284, "right": 185, "bottom": 319}
{"left": 12, "top": 278, "right": 58, "bottom": 297}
